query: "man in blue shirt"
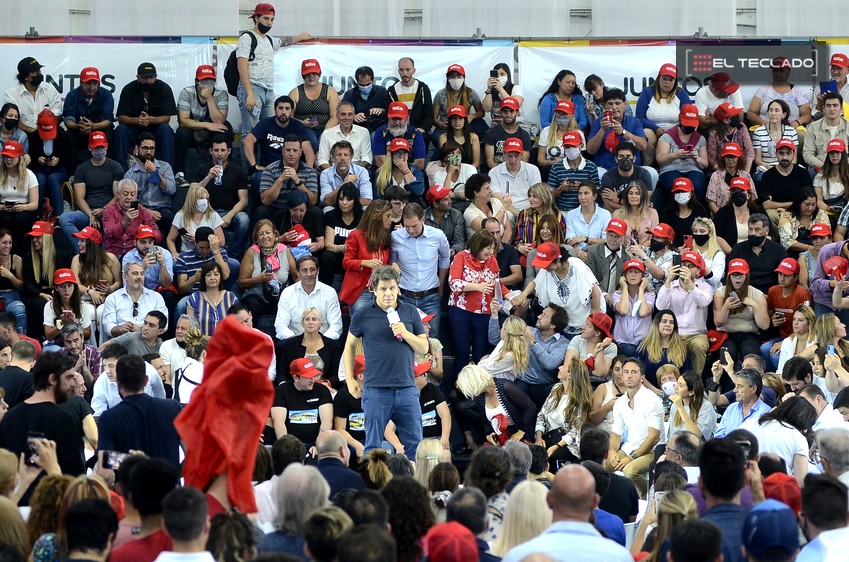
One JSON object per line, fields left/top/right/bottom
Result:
{"left": 343, "top": 265, "right": 429, "bottom": 458}
{"left": 586, "top": 88, "right": 648, "bottom": 170}
{"left": 121, "top": 225, "right": 178, "bottom": 338}
{"left": 713, "top": 368, "right": 771, "bottom": 438}
{"left": 124, "top": 133, "right": 176, "bottom": 236}
{"left": 62, "top": 66, "right": 115, "bottom": 166}
{"left": 698, "top": 438, "right": 749, "bottom": 562}
{"left": 318, "top": 140, "right": 373, "bottom": 208}
{"left": 371, "top": 102, "right": 427, "bottom": 169}
{"left": 390, "top": 203, "right": 450, "bottom": 342}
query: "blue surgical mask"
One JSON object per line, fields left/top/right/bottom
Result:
{"left": 359, "top": 84, "right": 373, "bottom": 96}
{"left": 196, "top": 198, "right": 209, "bottom": 213}
{"left": 90, "top": 147, "right": 107, "bottom": 161}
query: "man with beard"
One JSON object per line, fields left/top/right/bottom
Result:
{"left": 58, "top": 323, "right": 102, "bottom": 394}
{"left": 483, "top": 97, "right": 532, "bottom": 170}
{"left": 600, "top": 143, "right": 654, "bottom": 211}
{"left": 388, "top": 57, "right": 434, "bottom": 146}
{"left": 101, "top": 261, "right": 168, "bottom": 343}
{"left": 114, "top": 62, "right": 177, "bottom": 170}
{"left": 255, "top": 135, "right": 319, "bottom": 226}
{"left": 0, "top": 352, "right": 85, "bottom": 479}
{"left": 319, "top": 140, "right": 372, "bottom": 208}
{"left": 757, "top": 138, "right": 811, "bottom": 225}
{"left": 124, "top": 133, "right": 177, "bottom": 236}
{"left": 804, "top": 92, "right": 849, "bottom": 171}
{"left": 727, "top": 213, "right": 788, "bottom": 294}
{"left": 175, "top": 65, "right": 231, "bottom": 182}
{"left": 62, "top": 66, "right": 115, "bottom": 164}
{"left": 371, "top": 102, "right": 427, "bottom": 169}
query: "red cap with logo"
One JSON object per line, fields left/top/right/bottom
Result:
{"left": 89, "top": 131, "right": 108, "bottom": 148}
{"left": 73, "top": 226, "right": 103, "bottom": 245}
{"left": 776, "top": 138, "right": 797, "bottom": 151}
{"left": 388, "top": 137, "right": 411, "bottom": 152}
{"left": 425, "top": 184, "right": 451, "bottom": 205}
{"left": 672, "top": 178, "right": 694, "bottom": 193}
{"left": 418, "top": 308, "right": 436, "bottom": 324}
{"left": 823, "top": 255, "right": 849, "bottom": 278}
{"left": 37, "top": 109, "right": 57, "bottom": 141}
{"left": 290, "top": 358, "right": 321, "bottom": 378}
{"left": 353, "top": 354, "right": 366, "bottom": 377}
{"left": 659, "top": 63, "right": 678, "bottom": 77}
{"left": 0, "top": 141, "right": 23, "bottom": 159}
{"left": 827, "top": 138, "right": 846, "bottom": 153}
{"left": 810, "top": 222, "right": 832, "bottom": 237}
{"left": 830, "top": 53, "right": 849, "bottom": 69}
{"left": 134, "top": 225, "right": 157, "bottom": 240}
{"left": 387, "top": 102, "right": 409, "bottom": 119}
{"left": 679, "top": 104, "right": 699, "bottom": 127}
{"left": 730, "top": 176, "right": 752, "bottom": 191}
{"left": 714, "top": 102, "right": 743, "bottom": 122}
{"left": 728, "top": 258, "right": 750, "bottom": 275}
{"left": 500, "top": 97, "right": 520, "bottom": 111}
{"left": 446, "top": 64, "right": 465, "bottom": 76}
{"left": 504, "top": 137, "right": 524, "bottom": 153}
{"left": 27, "top": 221, "right": 54, "bottom": 237}
{"left": 555, "top": 99, "right": 575, "bottom": 114}
{"left": 775, "top": 258, "right": 800, "bottom": 275}
{"left": 252, "top": 3, "right": 275, "bottom": 17}
{"left": 80, "top": 67, "right": 100, "bottom": 83}
{"left": 300, "top": 59, "right": 321, "bottom": 76}
{"left": 623, "top": 259, "right": 645, "bottom": 273}
{"left": 195, "top": 65, "right": 216, "bottom": 80}
{"left": 606, "top": 218, "right": 628, "bottom": 236}
{"left": 708, "top": 329, "right": 729, "bottom": 352}
{"left": 721, "top": 142, "right": 744, "bottom": 158}
{"left": 287, "top": 224, "right": 310, "bottom": 246}
{"left": 53, "top": 268, "right": 78, "bottom": 286}
{"left": 681, "top": 251, "right": 705, "bottom": 275}
{"left": 561, "top": 132, "right": 582, "bottom": 147}
{"left": 708, "top": 72, "right": 740, "bottom": 94}
{"left": 414, "top": 362, "right": 432, "bottom": 377}
{"left": 447, "top": 105, "right": 468, "bottom": 119}
{"left": 531, "top": 242, "right": 561, "bottom": 268}
{"left": 588, "top": 311, "right": 613, "bottom": 339}
{"left": 647, "top": 223, "right": 675, "bottom": 241}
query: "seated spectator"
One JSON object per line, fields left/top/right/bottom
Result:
{"left": 425, "top": 142, "right": 476, "bottom": 212}
{"left": 548, "top": 133, "right": 598, "bottom": 214}
{"left": 585, "top": 74, "right": 634, "bottom": 127}
{"left": 437, "top": 106, "right": 480, "bottom": 170}
{"left": 628, "top": 222, "right": 678, "bottom": 293}
{"left": 271, "top": 358, "right": 333, "bottom": 444}
{"left": 637, "top": 309, "right": 692, "bottom": 392}
{"left": 165, "top": 184, "right": 227, "bottom": 261}
{"left": 482, "top": 218, "right": 523, "bottom": 291}
{"left": 706, "top": 142, "right": 755, "bottom": 214}
{"left": 175, "top": 65, "right": 230, "bottom": 179}
{"left": 537, "top": 99, "right": 584, "bottom": 172}
{"left": 124, "top": 133, "right": 176, "bottom": 236}
{"left": 611, "top": 259, "right": 655, "bottom": 356}
{"left": 537, "top": 69, "right": 589, "bottom": 135}
{"left": 43, "top": 269, "right": 95, "bottom": 344}
{"left": 384, "top": 185, "right": 407, "bottom": 229}
{"left": 633, "top": 490, "right": 698, "bottom": 561}
{"left": 456, "top": 365, "right": 535, "bottom": 447}
{"left": 102, "top": 179, "right": 161, "bottom": 260}
{"left": 372, "top": 102, "right": 426, "bottom": 170}
{"left": 714, "top": 369, "right": 770, "bottom": 438}
{"left": 373, "top": 138, "right": 424, "bottom": 202}
{"left": 274, "top": 255, "right": 341, "bottom": 342}
{"left": 0, "top": 104, "right": 28, "bottom": 161}
{"left": 564, "top": 182, "right": 611, "bottom": 263}
{"left": 463, "top": 173, "right": 511, "bottom": 241}
{"left": 811, "top": 238, "right": 849, "bottom": 320}
{"left": 186, "top": 262, "right": 238, "bottom": 337}
{"left": 289, "top": 59, "right": 340, "bottom": 140}
{"left": 238, "top": 219, "right": 297, "bottom": 321}
{"left": 705, "top": 102, "right": 754, "bottom": 172}
{"left": 319, "top": 140, "right": 372, "bottom": 208}
{"left": 751, "top": 398, "right": 817, "bottom": 484}
{"left": 661, "top": 178, "right": 709, "bottom": 249}
{"left": 92, "top": 342, "right": 166, "bottom": 415}
{"left": 728, "top": 212, "right": 788, "bottom": 294}
{"left": 694, "top": 71, "right": 744, "bottom": 129}
{"left": 711, "top": 177, "right": 759, "bottom": 254}
{"left": 778, "top": 186, "right": 828, "bottom": 257}
{"left": 490, "top": 137, "right": 542, "bottom": 216}
{"left": 433, "top": 65, "right": 485, "bottom": 138}
{"left": 321, "top": 183, "right": 363, "bottom": 284}
{"left": 751, "top": 100, "right": 798, "bottom": 182}
{"left": 714, "top": 258, "right": 770, "bottom": 363}
{"left": 157, "top": 314, "right": 195, "bottom": 392}
{"left": 515, "top": 183, "right": 566, "bottom": 265}
{"left": 747, "top": 58, "right": 812, "bottom": 132}
{"left": 564, "top": 312, "right": 617, "bottom": 378}
{"left": 278, "top": 307, "right": 342, "bottom": 389}
{"left": 62, "top": 66, "right": 115, "bottom": 165}
{"left": 815, "top": 312, "right": 849, "bottom": 390}
{"left": 762, "top": 257, "right": 813, "bottom": 364}
{"left": 316, "top": 101, "right": 372, "bottom": 171}
{"left": 600, "top": 143, "right": 653, "bottom": 212}
{"left": 341, "top": 66, "right": 390, "bottom": 133}
{"left": 814, "top": 138, "right": 849, "bottom": 224}
{"left": 58, "top": 322, "right": 100, "bottom": 392}
{"left": 804, "top": 92, "right": 849, "bottom": 172}
{"left": 104, "top": 309, "right": 167, "bottom": 359}
{"left": 101, "top": 261, "right": 168, "bottom": 343}
{"left": 22, "top": 222, "right": 66, "bottom": 341}
{"left": 424, "top": 184, "right": 466, "bottom": 258}
{"left": 481, "top": 315, "right": 529, "bottom": 382}
{"left": 277, "top": 190, "right": 325, "bottom": 260}
{"left": 491, "top": 480, "right": 552, "bottom": 557}
{"left": 524, "top": 213, "right": 566, "bottom": 287}
{"left": 0, "top": 142, "right": 37, "bottom": 251}
{"left": 667, "top": 373, "right": 716, "bottom": 441}
{"left": 613, "top": 180, "right": 658, "bottom": 246}
{"left": 535, "top": 358, "right": 592, "bottom": 468}
{"left": 636, "top": 63, "right": 692, "bottom": 166}
{"left": 254, "top": 133, "right": 319, "bottom": 227}
{"left": 0, "top": 312, "right": 39, "bottom": 356}
{"left": 338, "top": 200, "right": 392, "bottom": 316}
{"left": 689, "top": 217, "right": 726, "bottom": 290}
{"left": 173, "top": 226, "right": 237, "bottom": 306}
{"left": 653, "top": 105, "right": 707, "bottom": 210}
{"left": 774, "top": 306, "right": 817, "bottom": 374}
{"left": 587, "top": 88, "right": 648, "bottom": 171}
{"left": 31, "top": 109, "right": 73, "bottom": 216}
{"left": 483, "top": 97, "right": 532, "bottom": 171}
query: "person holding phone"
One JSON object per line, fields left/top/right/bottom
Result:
{"left": 628, "top": 223, "right": 678, "bottom": 293}
{"left": 43, "top": 269, "right": 95, "bottom": 344}
{"left": 101, "top": 178, "right": 161, "bottom": 260}
{"left": 714, "top": 259, "right": 771, "bottom": 365}
{"left": 653, "top": 105, "right": 708, "bottom": 211}
{"left": 659, "top": 177, "right": 709, "bottom": 248}
{"left": 0, "top": 141, "right": 38, "bottom": 255}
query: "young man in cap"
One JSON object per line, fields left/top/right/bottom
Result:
{"left": 3, "top": 56, "right": 61, "bottom": 134}
{"left": 694, "top": 71, "right": 744, "bottom": 130}
{"left": 319, "top": 140, "right": 373, "bottom": 208}
{"left": 254, "top": 133, "right": 319, "bottom": 227}
{"left": 600, "top": 142, "right": 653, "bottom": 211}
{"left": 758, "top": 137, "right": 811, "bottom": 219}
{"left": 489, "top": 137, "right": 542, "bottom": 214}
{"left": 728, "top": 212, "right": 788, "bottom": 294}
{"left": 270, "top": 357, "right": 333, "bottom": 447}
{"left": 804, "top": 93, "right": 849, "bottom": 171}
{"left": 58, "top": 131, "right": 125, "bottom": 249}
{"left": 63, "top": 66, "right": 115, "bottom": 165}
{"left": 316, "top": 101, "right": 373, "bottom": 171}
{"left": 548, "top": 132, "right": 599, "bottom": 213}
{"left": 586, "top": 218, "right": 630, "bottom": 304}
{"left": 388, "top": 57, "right": 434, "bottom": 145}
{"left": 587, "top": 88, "right": 648, "bottom": 171}
{"left": 372, "top": 102, "right": 426, "bottom": 169}
{"left": 761, "top": 257, "right": 812, "bottom": 370}
{"left": 483, "top": 97, "right": 532, "bottom": 170}
{"left": 341, "top": 66, "right": 391, "bottom": 133}
{"left": 114, "top": 62, "right": 177, "bottom": 170}
{"left": 424, "top": 184, "right": 466, "bottom": 257}
{"left": 175, "top": 65, "right": 231, "bottom": 182}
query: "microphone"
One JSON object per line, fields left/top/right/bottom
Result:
{"left": 386, "top": 307, "right": 403, "bottom": 341}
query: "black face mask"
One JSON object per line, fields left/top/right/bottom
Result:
{"left": 617, "top": 158, "right": 634, "bottom": 172}
{"left": 730, "top": 192, "right": 748, "bottom": 207}
{"left": 748, "top": 234, "right": 766, "bottom": 247}
{"left": 3, "top": 119, "right": 18, "bottom": 130}
{"left": 30, "top": 75, "right": 43, "bottom": 87}
{"left": 139, "top": 82, "right": 153, "bottom": 92}
{"left": 649, "top": 240, "right": 666, "bottom": 253}
{"left": 680, "top": 125, "right": 696, "bottom": 134}
{"left": 257, "top": 23, "right": 272, "bottom": 34}
{"left": 729, "top": 115, "right": 742, "bottom": 126}
{"left": 692, "top": 233, "right": 710, "bottom": 246}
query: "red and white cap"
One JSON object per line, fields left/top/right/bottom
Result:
{"left": 134, "top": 225, "right": 157, "bottom": 240}
{"left": 561, "top": 132, "right": 582, "bottom": 147}
{"left": 0, "top": 141, "right": 23, "bottom": 159}
{"left": 252, "top": 3, "right": 275, "bottom": 17}
{"left": 605, "top": 218, "right": 628, "bottom": 236}
{"left": 775, "top": 258, "right": 800, "bottom": 275}
{"left": 730, "top": 176, "right": 752, "bottom": 191}
{"left": 195, "top": 65, "right": 216, "bottom": 80}
{"left": 728, "top": 258, "right": 750, "bottom": 275}
{"left": 831, "top": 53, "right": 849, "bottom": 68}
{"left": 290, "top": 357, "right": 321, "bottom": 378}
{"left": 446, "top": 64, "right": 465, "bottom": 76}
{"left": 414, "top": 362, "right": 432, "bottom": 377}
{"left": 672, "top": 178, "right": 694, "bottom": 192}
{"left": 681, "top": 251, "right": 705, "bottom": 275}
{"left": 503, "top": 137, "right": 524, "bottom": 153}
{"left": 80, "top": 67, "right": 100, "bottom": 83}
{"left": 827, "top": 138, "right": 847, "bottom": 153}
{"left": 721, "top": 142, "right": 743, "bottom": 158}
{"left": 89, "top": 131, "right": 108, "bottom": 148}
{"left": 425, "top": 184, "right": 451, "bottom": 205}
{"left": 388, "top": 137, "right": 411, "bottom": 152}
{"left": 776, "top": 138, "right": 797, "bottom": 151}
{"left": 387, "top": 102, "right": 409, "bottom": 119}
{"left": 37, "top": 109, "right": 57, "bottom": 141}
{"left": 500, "top": 97, "right": 520, "bottom": 111}
{"left": 659, "top": 63, "right": 678, "bottom": 77}
{"left": 417, "top": 308, "right": 436, "bottom": 323}
{"left": 810, "top": 222, "right": 832, "bottom": 237}
{"left": 73, "top": 226, "right": 103, "bottom": 245}
{"left": 53, "top": 268, "right": 77, "bottom": 286}
{"left": 646, "top": 223, "right": 675, "bottom": 241}
{"left": 447, "top": 105, "right": 468, "bottom": 119}
{"left": 530, "top": 242, "right": 560, "bottom": 268}
{"left": 300, "top": 58, "right": 321, "bottom": 76}
{"left": 27, "top": 221, "right": 54, "bottom": 237}
{"left": 555, "top": 99, "right": 575, "bottom": 114}
{"left": 623, "top": 259, "right": 645, "bottom": 273}
{"left": 679, "top": 104, "right": 699, "bottom": 127}
{"left": 713, "top": 102, "right": 743, "bottom": 122}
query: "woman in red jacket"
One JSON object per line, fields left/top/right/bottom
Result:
{"left": 340, "top": 200, "right": 393, "bottom": 316}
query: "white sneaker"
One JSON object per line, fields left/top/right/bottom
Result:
{"left": 175, "top": 172, "right": 189, "bottom": 189}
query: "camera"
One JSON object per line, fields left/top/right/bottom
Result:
{"left": 546, "top": 146, "right": 564, "bottom": 159}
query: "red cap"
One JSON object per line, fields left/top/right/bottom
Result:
{"left": 623, "top": 259, "right": 645, "bottom": 273}
{"left": 671, "top": 178, "right": 694, "bottom": 193}
{"left": 730, "top": 176, "right": 752, "bottom": 191}
{"left": 721, "top": 142, "right": 744, "bottom": 158}
{"left": 728, "top": 258, "right": 750, "bottom": 275}
{"left": 388, "top": 137, "right": 410, "bottom": 153}
{"left": 681, "top": 251, "right": 705, "bottom": 275}
{"left": 353, "top": 354, "right": 366, "bottom": 377}
{"left": 80, "top": 67, "right": 100, "bottom": 83}
{"left": 27, "top": 221, "right": 54, "bottom": 237}
{"left": 425, "top": 184, "right": 451, "bottom": 205}
{"left": 300, "top": 58, "right": 321, "bottom": 76}
{"left": 88, "top": 131, "right": 108, "bottom": 148}
{"left": 776, "top": 138, "right": 797, "bottom": 151}
{"left": 418, "top": 308, "right": 436, "bottom": 324}
{"left": 73, "top": 226, "right": 103, "bottom": 245}
{"left": 659, "top": 63, "right": 678, "bottom": 78}
{"left": 0, "top": 141, "right": 23, "bottom": 159}
{"left": 679, "top": 104, "right": 699, "bottom": 128}
{"left": 53, "top": 268, "right": 77, "bottom": 286}
{"left": 823, "top": 255, "right": 849, "bottom": 278}
{"left": 287, "top": 224, "right": 310, "bottom": 246}
{"left": 647, "top": 223, "right": 675, "bottom": 241}
{"left": 830, "top": 53, "right": 849, "bottom": 69}
{"left": 588, "top": 311, "right": 613, "bottom": 339}
{"left": 503, "top": 137, "right": 524, "bottom": 153}
{"left": 775, "top": 258, "right": 800, "bottom": 275}
{"left": 290, "top": 357, "right": 321, "bottom": 378}
{"left": 827, "top": 138, "right": 846, "bottom": 153}
{"left": 707, "top": 329, "right": 728, "bottom": 352}
{"left": 763, "top": 473, "right": 802, "bottom": 516}
{"left": 446, "top": 64, "right": 465, "bottom": 76}
{"left": 561, "top": 132, "right": 582, "bottom": 147}
{"left": 531, "top": 242, "right": 561, "bottom": 268}
{"left": 252, "top": 3, "right": 275, "bottom": 17}
{"left": 605, "top": 218, "right": 628, "bottom": 236}
{"left": 414, "top": 362, "right": 431, "bottom": 377}
{"left": 554, "top": 99, "right": 575, "bottom": 114}
{"left": 708, "top": 72, "right": 740, "bottom": 94}
{"left": 387, "top": 102, "right": 409, "bottom": 119}
{"left": 37, "top": 109, "right": 57, "bottom": 141}
{"left": 447, "top": 105, "right": 468, "bottom": 119}
{"left": 425, "top": 522, "right": 478, "bottom": 562}
{"left": 500, "top": 96, "right": 520, "bottom": 111}
{"left": 134, "top": 225, "right": 156, "bottom": 240}
{"left": 811, "top": 222, "right": 832, "bottom": 237}
{"left": 195, "top": 65, "right": 216, "bottom": 80}
{"left": 714, "top": 102, "right": 743, "bottom": 122}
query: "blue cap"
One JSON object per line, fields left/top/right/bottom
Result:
{"left": 288, "top": 189, "right": 309, "bottom": 208}
{"left": 742, "top": 499, "right": 799, "bottom": 560}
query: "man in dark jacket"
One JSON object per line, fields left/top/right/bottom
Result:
{"left": 315, "top": 430, "right": 364, "bottom": 498}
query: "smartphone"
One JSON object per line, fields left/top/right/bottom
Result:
{"left": 62, "top": 309, "right": 73, "bottom": 317}
{"left": 177, "top": 227, "right": 188, "bottom": 237}
{"left": 3, "top": 201, "right": 14, "bottom": 207}
{"left": 736, "top": 440, "right": 752, "bottom": 461}
{"left": 603, "top": 109, "right": 613, "bottom": 122}
{"left": 720, "top": 347, "right": 728, "bottom": 366}
{"left": 97, "top": 279, "right": 108, "bottom": 287}
{"left": 103, "top": 450, "right": 129, "bottom": 470}
{"left": 683, "top": 235, "right": 693, "bottom": 250}
{"left": 828, "top": 344, "right": 836, "bottom": 355}
{"left": 130, "top": 201, "right": 139, "bottom": 210}
{"left": 672, "top": 254, "right": 682, "bottom": 268}
{"left": 489, "top": 70, "right": 499, "bottom": 78}
{"left": 631, "top": 229, "right": 639, "bottom": 244}
{"left": 730, "top": 291, "right": 738, "bottom": 301}
{"left": 25, "top": 431, "right": 45, "bottom": 466}
{"left": 654, "top": 491, "right": 668, "bottom": 504}
{"left": 685, "top": 144, "right": 694, "bottom": 152}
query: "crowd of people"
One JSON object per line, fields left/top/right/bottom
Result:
{"left": 2, "top": 2, "right": 849, "bottom": 561}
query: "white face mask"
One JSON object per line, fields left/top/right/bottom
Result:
{"left": 673, "top": 192, "right": 691, "bottom": 205}
{"left": 498, "top": 76, "right": 508, "bottom": 86}
{"left": 196, "top": 198, "right": 209, "bottom": 213}
{"left": 555, "top": 116, "right": 571, "bottom": 127}
{"left": 564, "top": 147, "right": 582, "bottom": 160}
{"left": 448, "top": 78, "right": 465, "bottom": 90}
{"left": 661, "top": 381, "right": 677, "bottom": 396}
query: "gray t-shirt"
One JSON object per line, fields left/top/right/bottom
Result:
{"left": 73, "top": 158, "right": 125, "bottom": 210}
{"left": 177, "top": 86, "right": 229, "bottom": 120}
{"left": 658, "top": 132, "right": 706, "bottom": 175}
{"left": 236, "top": 31, "right": 283, "bottom": 90}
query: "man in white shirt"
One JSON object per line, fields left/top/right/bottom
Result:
{"left": 91, "top": 342, "right": 166, "bottom": 417}
{"left": 694, "top": 71, "right": 744, "bottom": 129}
{"left": 605, "top": 357, "right": 664, "bottom": 498}
{"left": 813, "top": 428, "right": 849, "bottom": 487}
{"left": 800, "top": 385, "right": 848, "bottom": 431}
{"left": 274, "top": 255, "right": 342, "bottom": 341}
{"left": 3, "top": 57, "right": 62, "bottom": 132}
{"left": 159, "top": 315, "right": 197, "bottom": 391}
{"left": 100, "top": 261, "right": 168, "bottom": 344}
{"left": 488, "top": 137, "right": 541, "bottom": 215}
{"left": 317, "top": 101, "right": 372, "bottom": 170}
{"left": 154, "top": 487, "right": 215, "bottom": 562}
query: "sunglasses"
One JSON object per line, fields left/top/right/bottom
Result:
{"left": 132, "top": 302, "right": 139, "bottom": 317}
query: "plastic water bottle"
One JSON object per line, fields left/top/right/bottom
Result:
{"left": 266, "top": 262, "right": 281, "bottom": 297}
{"left": 213, "top": 159, "right": 224, "bottom": 186}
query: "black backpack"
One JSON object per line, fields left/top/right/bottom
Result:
{"left": 223, "top": 31, "right": 273, "bottom": 96}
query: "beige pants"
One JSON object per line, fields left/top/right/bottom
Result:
{"left": 682, "top": 333, "right": 709, "bottom": 376}
{"left": 604, "top": 449, "right": 654, "bottom": 499}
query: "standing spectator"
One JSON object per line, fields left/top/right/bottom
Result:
{"left": 389, "top": 57, "right": 434, "bottom": 143}
{"left": 340, "top": 200, "right": 392, "bottom": 317}
{"left": 698, "top": 438, "right": 750, "bottom": 562}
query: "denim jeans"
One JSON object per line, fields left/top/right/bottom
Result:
{"left": 34, "top": 169, "right": 68, "bottom": 215}
{"left": 216, "top": 209, "right": 250, "bottom": 260}
{"left": 447, "top": 306, "right": 491, "bottom": 392}
{"left": 58, "top": 210, "right": 92, "bottom": 251}
{"left": 0, "top": 290, "right": 26, "bottom": 333}
{"left": 362, "top": 385, "right": 423, "bottom": 457}
{"left": 814, "top": 301, "right": 849, "bottom": 327}
{"left": 399, "top": 292, "right": 441, "bottom": 340}
{"left": 759, "top": 337, "right": 782, "bottom": 371}
{"left": 237, "top": 82, "right": 275, "bottom": 169}
{"left": 349, "top": 289, "right": 375, "bottom": 319}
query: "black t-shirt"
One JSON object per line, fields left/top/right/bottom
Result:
{"left": 273, "top": 382, "right": 332, "bottom": 444}
{"left": 482, "top": 126, "right": 533, "bottom": 167}
{"left": 419, "top": 383, "right": 445, "bottom": 440}
{"left": 0, "top": 402, "right": 85, "bottom": 476}
{"left": 116, "top": 80, "right": 178, "bottom": 118}
{"left": 333, "top": 385, "right": 364, "bottom": 444}
{"left": 496, "top": 243, "right": 522, "bottom": 290}
{"left": 194, "top": 162, "right": 250, "bottom": 211}
{"left": 323, "top": 209, "right": 359, "bottom": 246}
{"left": 74, "top": 158, "right": 126, "bottom": 210}
{"left": 757, "top": 165, "right": 812, "bottom": 205}
{"left": 660, "top": 206, "right": 709, "bottom": 248}
{"left": 600, "top": 167, "right": 653, "bottom": 205}
{"left": 279, "top": 207, "right": 325, "bottom": 242}
{"left": 599, "top": 472, "right": 640, "bottom": 523}
{"left": 0, "top": 366, "right": 34, "bottom": 408}
{"left": 58, "top": 395, "right": 94, "bottom": 423}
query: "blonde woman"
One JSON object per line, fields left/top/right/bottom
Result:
{"left": 0, "top": 141, "right": 38, "bottom": 251}
{"left": 690, "top": 217, "right": 726, "bottom": 290}
{"left": 176, "top": 328, "right": 207, "bottom": 404}
{"left": 775, "top": 305, "right": 817, "bottom": 374}
{"left": 613, "top": 181, "right": 658, "bottom": 245}
{"left": 481, "top": 315, "right": 530, "bottom": 381}
{"left": 456, "top": 364, "right": 535, "bottom": 446}
{"left": 374, "top": 138, "right": 424, "bottom": 200}
{"left": 631, "top": 490, "right": 697, "bottom": 560}
{"left": 166, "top": 184, "right": 226, "bottom": 259}
{"left": 23, "top": 221, "right": 61, "bottom": 341}
{"left": 537, "top": 100, "right": 584, "bottom": 170}
{"left": 490, "top": 480, "right": 552, "bottom": 557}
{"left": 514, "top": 183, "right": 566, "bottom": 259}
{"left": 535, "top": 358, "right": 592, "bottom": 468}
{"left": 0, "top": 496, "right": 28, "bottom": 559}
{"left": 414, "top": 438, "right": 449, "bottom": 489}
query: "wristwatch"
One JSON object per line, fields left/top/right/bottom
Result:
{"left": 629, "top": 452, "right": 638, "bottom": 460}
{"left": 705, "top": 379, "right": 720, "bottom": 392}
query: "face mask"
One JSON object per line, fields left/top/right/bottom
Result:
{"left": 674, "top": 192, "right": 691, "bottom": 205}
{"left": 555, "top": 116, "right": 571, "bottom": 127}
{"left": 30, "top": 75, "right": 44, "bottom": 87}
{"left": 498, "top": 76, "right": 508, "bottom": 86}
{"left": 748, "top": 234, "right": 765, "bottom": 247}
{"left": 692, "top": 233, "right": 710, "bottom": 246}
{"left": 448, "top": 78, "right": 465, "bottom": 90}
{"left": 359, "top": 84, "right": 373, "bottom": 96}
{"left": 730, "top": 191, "right": 748, "bottom": 206}
{"left": 680, "top": 125, "right": 696, "bottom": 134}
{"left": 448, "top": 154, "right": 461, "bottom": 166}
{"left": 661, "top": 381, "right": 677, "bottom": 396}
{"left": 139, "top": 82, "right": 153, "bottom": 92}
{"left": 729, "top": 115, "right": 742, "bottom": 126}
{"left": 649, "top": 240, "right": 666, "bottom": 253}
{"left": 196, "top": 198, "right": 209, "bottom": 213}
{"left": 257, "top": 23, "right": 272, "bottom": 34}
{"left": 3, "top": 119, "right": 18, "bottom": 130}
{"left": 90, "top": 147, "right": 107, "bottom": 161}
{"left": 564, "top": 147, "right": 582, "bottom": 160}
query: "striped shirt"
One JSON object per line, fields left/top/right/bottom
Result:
{"left": 188, "top": 290, "right": 239, "bottom": 336}
{"left": 548, "top": 157, "right": 599, "bottom": 212}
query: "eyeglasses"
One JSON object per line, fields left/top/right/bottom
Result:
{"left": 665, "top": 447, "right": 682, "bottom": 458}
{"left": 139, "top": 146, "right": 156, "bottom": 152}
{"left": 132, "top": 302, "right": 139, "bottom": 317}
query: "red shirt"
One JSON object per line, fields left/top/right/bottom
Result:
{"left": 447, "top": 250, "right": 506, "bottom": 314}
{"left": 109, "top": 529, "right": 171, "bottom": 562}
{"left": 102, "top": 201, "right": 161, "bottom": 259}
{"left": 339, "top": 229, "right": 390, "bottom": 305}
{"left": 767, "top": 284, "right": 812, "bottom": 338}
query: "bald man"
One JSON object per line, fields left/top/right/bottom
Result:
{"left": 315, "top": 430, "right": 364, "bottom": 498}
{"left": 502, "top": 465, "right": 632, "bottom": 562}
